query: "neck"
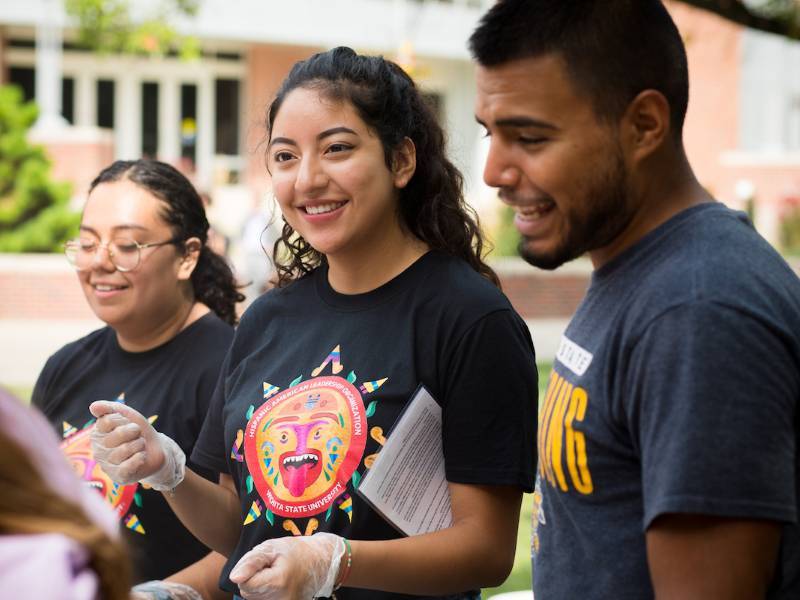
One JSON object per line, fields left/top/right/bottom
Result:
{"left": 589, "top": 150, "right": 713, "bottom": 270}
{"left": 115, "top": 297, "right": 209, "bottom": 352}
{"left": 326, "top": 227, "right": 429, "bottom": 295}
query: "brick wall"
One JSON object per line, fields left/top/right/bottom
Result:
{"left": 0, "top": 254, "right": 590, "bottom": 322}
{"left": 2, "top": 254, "right": 797, "bottom": 323}
{"left": 0, "top": 256, "right": 94, "bottom": 320}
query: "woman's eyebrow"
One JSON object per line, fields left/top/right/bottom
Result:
{"left": 269, "top": 127, "right": 358, "bottom": 149}
{"left": 79, "top": 224, "right": 149, "bottom": 234}
{"left": 318, "top": 126, "right": 357, "bottom": 140}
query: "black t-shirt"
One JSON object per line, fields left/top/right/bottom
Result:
{"left": 32, "top": 312, "right": 233, "bottom": 583}
{"left": 533, "top": 203, "right": 800, "bottom": 599}
{"left": 192, "top": 251, "right": 539, "bottom": 599}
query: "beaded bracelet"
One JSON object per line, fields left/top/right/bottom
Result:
{"left": 334, "top": 538, "right": 353, "bottom": 591}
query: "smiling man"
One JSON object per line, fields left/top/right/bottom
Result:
{"left": 470, "top": 1, "right": 800, "bottom": 598}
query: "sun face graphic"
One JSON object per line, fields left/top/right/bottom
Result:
{"left": 60, "top": 426, "right": 137, "bottom": 517}
{"left": 244, "top": 376, "right": 367, "bottom": 517}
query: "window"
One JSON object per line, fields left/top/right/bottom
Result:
{"left": 8, "top": 67, "right": 35, "bottom": 102}
{"left": 61, "top": 77, "right": 74, "bottom": 124}
{"left": 97, "top": 79, "right": 115, "bottom": 129}
{"left": 215, "top": 79, "right": 240, "bottom": 155}
{"left": 181, "top": 83, "right": 198, "bottom": 165}
{"left": 141, "top": 82, "right": 159, "bottom": 157}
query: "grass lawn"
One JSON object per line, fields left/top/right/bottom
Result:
{"left": 3, "top": 384, "right": 32, "bottom": 403}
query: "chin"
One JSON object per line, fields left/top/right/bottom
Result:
{"left": 518, "top": 239, "right": 576, "bottom": 271}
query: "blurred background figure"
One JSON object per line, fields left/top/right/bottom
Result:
{"left": 199, "top": 192, "right": 230, "bottom": 258}
{"left": 238, "top": 193, "right": 281, "bottom": 306}
{"left": 0, "top": 386, "right": 131, "bottom": 600}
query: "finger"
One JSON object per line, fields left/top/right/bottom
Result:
{"left": 115, "top": 450, "right": 148, "bottom": 481}
{"left": 237, "top": 566, "right": 282, "bottom": 597}
{"left": 103, "top": 422, "right": 143, "bottom": 447}
{"left": 93, "top": 412, "right": 132, "bottom": 434}
{"left": 229, "top": 549, "right": 278, "bottom": 584}
{"left": 89, "top": 400, "right": 122, "bottom": 418}
{"left": 106, "top": 438, "right": 146, "bottom": 465}
{"left": 90, "top": 400, "right": 150, "bottom": 429}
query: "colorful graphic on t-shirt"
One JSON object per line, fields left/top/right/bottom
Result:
{"left": 60, "top": 393, "right": 154, "bottom": 534}
{"left": 61, "top": 426, "right": 138, "bottom": 517}
{"left": 244, "top": 376, "right": 367, "bottom": 518}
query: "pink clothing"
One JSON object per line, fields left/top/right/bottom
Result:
{"left": 0, "top": 389, "right": 120, "bottom": 598}
{"left": 0, "top": 389, "right": 118, "bottom": 536}
{"left": 0, "top": 534, "right": 100, "bottom": 599}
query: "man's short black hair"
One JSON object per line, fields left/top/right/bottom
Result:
{"left": 469, "top": 0, "right": 689, "bottom": 138}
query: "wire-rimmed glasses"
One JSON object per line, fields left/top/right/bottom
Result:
{"left": 64, "top": 236, "right": 180, "bottom": 272}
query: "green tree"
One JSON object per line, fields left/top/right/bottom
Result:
{"left": 490, "top": 205, "right": 522, "bottom": 257}
{"left": 0, "top": 85, "right": 78, "bottom": 253}
{"left": 66, "top": 0, "right": 200, "bottom": 58}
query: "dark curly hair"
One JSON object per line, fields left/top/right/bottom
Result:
{"left": 89, "top": 159, "right": 244, "bottom": 325}
{"left": 266, "top": 46, "right": 499, "bottom": 288}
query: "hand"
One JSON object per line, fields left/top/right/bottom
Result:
{"left": 130, "top": 580, "right": 204, "bottom": 600}
{"left": 229, "top": 533, "right": 345, "bottom": 600}
{"left": 89, "top": 400, "right": 185, "bottom": 491}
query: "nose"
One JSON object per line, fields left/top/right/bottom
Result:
{"left": 294, "top": 155, "right": 327, "bottom": 194}
{"left": 483, "top": 138, "right": 520, "bottom": 192}
{"left": 90, "top": 242, "right": 116, "bottom": 272}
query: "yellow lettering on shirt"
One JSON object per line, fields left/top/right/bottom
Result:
{"left": 537, "top": 371, "right": 593, "bottom": 495}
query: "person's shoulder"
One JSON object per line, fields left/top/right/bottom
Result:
{"left": 621, "top": 203, "right": 800, "bottom": 334}
{"left": 668, "top": 203, "right": 798, "bottom": 295}
{"left": 188, "top": 311, "right": 234, "bottom": 341}
{"left": 46, "top": 326, "right": 112, "bottom": 367}
{"left": 240, "top": 271, "right": 317, "bottom": 323}
{"left": 420, "top": 252, "right": 512, "bottom": 313}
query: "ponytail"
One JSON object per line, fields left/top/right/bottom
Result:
{"left": 191, "top": 246, "right": 245, "bottom": 326}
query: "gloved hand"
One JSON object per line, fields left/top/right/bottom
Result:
{"left": 89, "top": 400, "right": 185, "bottom": 491}
{"left": 229, "top": 533, "right": 346, "bottom": 600}
{"left": 130, "top": 580, "right": 204, "bottom": 600}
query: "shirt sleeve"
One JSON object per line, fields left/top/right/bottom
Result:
{"left": 31, "top": 354, "right": 57, "bottom": 415}
{"left": 191, "top": 352, "right": 231, "bottom": 475}
{"left": 627, "top": 300, "right": 798, "bottom": 529}
{"left": 441, "top": 309, "right": 539, "bottom": 491}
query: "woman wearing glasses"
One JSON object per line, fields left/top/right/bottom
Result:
{"left": 32, "top": 159, "right": 241, "bottom": 599}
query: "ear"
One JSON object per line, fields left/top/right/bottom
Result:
{"left": 177, "top": 237, "right": 202, "bottom": 281}
{"left": 621, "top": 89, "right": 671, "bottom": 162}
{"left": 391, "top": 137, "right": 417, "bottom": 189}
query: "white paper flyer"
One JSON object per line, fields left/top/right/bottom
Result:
{"left": 357, "top": 385, "right": 453, "bottom": 536}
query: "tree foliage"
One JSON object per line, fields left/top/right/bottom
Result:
{"left": 0, "top": 86, "right": 78, "bottom": 253}
{"left": 675, "top": 0, "right": 800, "bottom": 40}
{"left": 65, "top": 0, "right": 201, "bottom": 59}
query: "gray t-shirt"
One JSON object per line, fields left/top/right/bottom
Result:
{"left": 533, "top": 202, "right": 800, "bottom": 598}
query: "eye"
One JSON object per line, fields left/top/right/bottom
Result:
{"left": 78, "top": 239, "right": 97, "bottom": 252}
{"left": 273, "top": 150, "right": 295, "bottom": 163}
{"left": 313, "top": 428, "right": 321, "bottom": 440}
{"left": 113, "top": 240, "right": 139, "bottom": 254}
{"left": 518, "top": 135, "right": 548, "bottom": 146}
{"left": 279, "top": 432, "right": 289, "bottom": 443}
{"left": 325, "top": 143, "right": 353, "bottom": 154}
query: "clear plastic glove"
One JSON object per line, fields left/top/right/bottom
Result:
{"left": 89, "top": 400, "right": 185, "bottom": 491}
{"left": 229, "top": 533, "right": 345, "bottom": 600}
{"left": 130, "top": 580, "right": 204, "bottom": 600}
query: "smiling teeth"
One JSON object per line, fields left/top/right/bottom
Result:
{"left": 306, "top": 202, "right": 344, "bottom": 215}
{"left": 94, "top": 285, "right": 124, "bottom": 291}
